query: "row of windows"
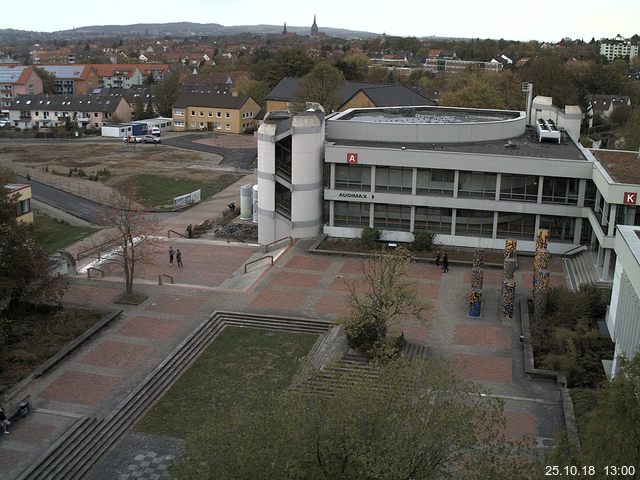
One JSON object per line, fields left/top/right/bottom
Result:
{"left": 334, "top": 165, "right": 580, "bottom": 205}
{"left": 190, "top": 122, "right": 231, "bottom": 130}
{"left": 333, "top": 202, "right": 577, "bottom": 242}
{"left": 184, "top": 110, "right": 255, "bottom": 118}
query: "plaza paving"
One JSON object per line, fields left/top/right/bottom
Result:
{"left": 0, "top": 177, "right": 569, "bottom": 477}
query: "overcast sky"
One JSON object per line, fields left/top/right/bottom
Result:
{"left": 6, "top": 0, "right": 640, "bottom": 42}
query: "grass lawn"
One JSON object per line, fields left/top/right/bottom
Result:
{"left": 134, "top": 326, "right": 318, "bottom": 439}
{"left": 32, "top": 210, "right": 98, "bottom": 253}
{"left": 0, "top": 306, "right": 104, "bottom": 387}
{"left": 122, "top": 173, "right": 241, "bottom": 209}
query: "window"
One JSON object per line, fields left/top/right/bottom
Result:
{"left": 542, "top": 177, "right": 579, "bottom": 205}
{"left": 416, "top": 169, "right": 454, "bottom": 196}
{"left": 375, "top": 167, "right": 412, "bottom": 194}
{"left": 334, "top": 201, "right": 370, "bottom": 227}
{"left": 225, "top": 124, "right": 231, "bottom": 131}
{"left": 175, "top": 109, "right": 184, "bottom": 116}
{"left": 539, "top": 215, "right": 575, "bottom": 243}
{"left": 496, "top": 212, "right": 536, "bottom": 240}
{"left": 225, "top": 112, "right": 230, "bottom": 118}
{"left": 456, "top": 209, "right": 494, "bottom": 237}
{"left": 191, "top": 110, "right": 195, "bottom": 116}
{"left": 199, "top": 111, "right": 204, "bottom": 116}
{"left": 216, "top": 112, "right": 221, "bottom": 118}
{"left": 16, "top": 198, "right": 31, "bottom": 216}
{"left": 208, "top": 112, "right": 213, "bottom": 117}
{"left": 414, "top": 207, "right": 452, "bottom": 234}
{"left": 191, "top": 122, "right": 196, "bottom": 128}
{"left": 500, "top": 174, "right": 538, "bottom": 202}
{"left": 373, "top": 204, "right": 411, "bottom": 231}
{"left": 457, "top": 171, "right": 497, "bottom": 199}
{"left": 94, "top": 112, "right": 98, "bottom": 117}
{"left": 199, "top": 122, "right": 204, "bottom": 128}
{"left": 335, "top": 165, "right": 371, "bottom": 191}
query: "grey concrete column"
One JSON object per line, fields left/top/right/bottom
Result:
{"left": 329, "top": 200, "right": 334, "bottom": 227}
{"left": 608, "top": 204, "right": 617, "bottom": 236}
{"left": 495, "top": 173, "right": 501, "bottom": 201}
{"left": 410, "top": 205, "right": 416, "bottom": 232}
{"left": 411, "top": 167, "right": 417, "bottom": 196}
{"left": 492, "top": 211, "right": 498, "bottom": 239}
{"left": 451, "top": 208, "right": 457, "bottom": 236}
{"left": 577, "top": 179, "right": 586, "bottom": 207}
{"left": 330, "top": 163, "right": 335, "bottom": 189}
{"left": 370, "top": 166, "right": 376, "bottom": 194}
{"left": 453, "top": 170, "right": 459, "bottom": 199}
{"left": 574, "top": 217, "right": 583, "bottom": 245}
{"left": 369, "top": 202, "right": 374, "bottom": 227}
{"left": 537, "top": 175, "right": 544, "bottom": 203}
{"left": 602, "top": 248, "right": 612, "bottom": 281}
{"left": 534, "top": 214, "right": 541, "bottom": 232}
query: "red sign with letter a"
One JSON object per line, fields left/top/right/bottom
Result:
{"left": 346, "top": 152, "right": 358, "bottom": 164}
{"left": 624, "top": 192, "right": 637, "bottom": 205}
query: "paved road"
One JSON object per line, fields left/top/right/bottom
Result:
{"left": 162, "top": 133, "right": 256, "bottom": 171}
{"left": 18, "top": 176, "right": 178, "bottom": 226}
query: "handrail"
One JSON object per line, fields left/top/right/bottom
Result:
{"left": 226, "top": 236, "right": 246, "bottom": 243}
{"left": 244, "top": 255, "right": 274, "bottom": 273}
{"left": 158, "top": 274, "right": 174, "bottom": 285}
{"left": 76, "top": 239, "right": 118, "bottom": 261}
{"left": 264, "top": 236, "right": 292, "bottom": 253}
{"left": 562, "top": 244, "right": 588, "bottom": 258}
{"left": 167, "top": 229, "right": 186, "bottom": 238}
{"left": 87, "top": 267, "right": 104, "bottom": 279}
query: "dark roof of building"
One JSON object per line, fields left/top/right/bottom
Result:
{"left": 591, "top": 149, "right": 640, "bottom": 184}
{"left": 587, "top": 94, "right": 631, "bottom": 113}
{"left": 10, "top": 94, "right": 127, "bottom": 113}
{"left": 172, "top": 91, "right": 253, "bottom": 109}
{"left": 89, "top": 86, "right": 155, "bottom": 104}
{"left": 265, "top": 77, "right": 435, "bottom": 108}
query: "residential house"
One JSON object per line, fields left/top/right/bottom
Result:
{"left": 424, "top": 57, "right": 503, "bottom": 74}
{"left": 0, "top": 65, "right": 43, "bottom": 113}
{"left": 4, "top": 183, "right": 33, "bottom": 224}
{"left": 586, "top": 94, "right": 632, "bottom": 127}
{"left": 264, "top": 77, "right": 435, "bottom": 113}
{"left": 90, "top": 64, "right": 144, "bottom": 89}
{"left": 8, "top": 94, "right": 131, "bottom": 129}
{"left": 39, "top": 64, "right": 100, "bottom": 95}
{"left": 89, "top": 86, "right": 156, "bottom": 117}
{"left": 172, "top": 91, "right": 260, "bottom": 133}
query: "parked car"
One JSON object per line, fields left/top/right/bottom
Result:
{"left": 151, "top": 127, "right": 161, "bottom": 137}
{"left": 0, "top": 119, "right": 9, "bottom": 128}
{"left": 123, "top": 136, "right": 142, "bottom": 143}
{"left": 143, "top": 135, "right": 161, "bottom": 144}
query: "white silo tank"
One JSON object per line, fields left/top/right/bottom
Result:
{"left": 240, "top": 184, "right": 252, "bottom": 220}
{"left": 252, "top": 184, "right": 258, "bottom": 224}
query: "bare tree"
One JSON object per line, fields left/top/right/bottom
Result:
{"left": 101, "top": 180, "right": 159, "bottom": 297}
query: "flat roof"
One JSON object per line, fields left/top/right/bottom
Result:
{"left": 590, "top": 149, "right": 640, "bottom": 184}
{"left": 329, "top": 126, "right": 587, "bottom": 162}
{"left": 334, "top": 106, "right": 521, "bottom": 124}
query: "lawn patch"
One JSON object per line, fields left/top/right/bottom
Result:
{"left": 133, "top": 326, "right": 318, "bottom": 439}
{"left": 121, "top": 173, "right": 241, "bottom": 209}
{"left": 32, "top": 210, "right": 97, "bottom": 253}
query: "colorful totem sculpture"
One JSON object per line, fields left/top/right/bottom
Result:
{"left": 532, "top": 229, "right": 551, "bottom": 318}
{"left": 468, "top": 249, "right": 484, "bottom": 317}
{"left": 501, "top": 239, "right": 517, "bottom": 318}
{"left": 533, "top": 269, "right": 551, "bottom": 318}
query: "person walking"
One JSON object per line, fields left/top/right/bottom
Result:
{"left": 176, "top": 249, "right": 183, "bottom": 268}
{"left": 435, "top": 250, "right": 441, "bottom": 267}
{"left": 442, "top": 251, "right": 449, "bottom": 273}
{"left": 0, "top": 408, "right": 10, "bottom": 434}
{"left": 169, "top": 246, "right": 175, "bottom": 265}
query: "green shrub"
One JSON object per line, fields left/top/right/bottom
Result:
{"left": 360, "top": 227, "right": 381, "bottom": 249}
{"left": 370, "top": 333, "right": 405, "bottom": 364}
{"left": 7, "top": 349, "right": 38, "bottom": 363}
{"left": 411, "top": 231, "right": 435, "bottom": 252}
{"left": 340, "top": 310, "right": 387, "bottom": 354}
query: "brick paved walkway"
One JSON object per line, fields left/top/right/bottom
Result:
{"left": 0, "top": 182, "right": 568, "bottom": 478}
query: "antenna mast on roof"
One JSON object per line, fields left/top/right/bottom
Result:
{"left": 522, "top": 82, "right": 533, "bottom": 125}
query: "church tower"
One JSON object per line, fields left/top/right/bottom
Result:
{"left": 311, "top": 15, "right": 318, "bottom": 36}
{"left": 282, "top": 22, "right": 287, "bottom": 35}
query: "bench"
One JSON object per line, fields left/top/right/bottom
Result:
{"left": 2, "top": 395, "right": 31, "bottom": 433}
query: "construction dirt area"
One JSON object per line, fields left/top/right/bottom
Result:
{"left": 0, "top": 142, "right": 226, "bottom": 183}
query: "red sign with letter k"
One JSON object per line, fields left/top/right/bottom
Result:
{"left": 624, "top": 192, "right": 637, "bottom": 205}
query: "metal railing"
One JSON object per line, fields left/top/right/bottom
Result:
{"left": 158, "top": 274, "right": 174, "bottom": 285}
{"left": 562, "top": 244, "right": 588, "bottom": 259}
{"left": 87, "top": 267, "right": 104, "bottom": 279}
{"left": 244, "top": 255, "right": 273, "bottom": 273}
{"left": 264, "top": 236, "right": 292, "bottom": 253}
{"left": 76, "top": 239, "right": 118, "bottom": 261}
{"left": 167, "top": 229, "right": 186, "bottom": 238}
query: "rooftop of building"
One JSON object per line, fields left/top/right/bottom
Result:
{"left": 329, "top": 126, "right": 587, "bottom": 162}
{"left": 591, "top": 149, "right": 640, "bottom": 184}
{"left": 333, "top": 105, "right": 520, "bottom": 124}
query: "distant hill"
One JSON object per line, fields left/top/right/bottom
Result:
{"left": 0, "top": 22, "right": 379, "bottom": 41}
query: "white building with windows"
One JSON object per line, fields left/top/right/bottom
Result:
{"left": 599, "top": 37, "right": 639, "bottom": 62}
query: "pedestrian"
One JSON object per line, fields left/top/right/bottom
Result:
{"left": 435, "top": 250, "right": 441, "bottom": 267}
{"left": 169, "top": 246, "right": 175, "bottom": 265}
{"left": 442, "top": 251, "right": 449, "bottom": 273}
{"left": 26, "top": 173, "right": 31, "bottom": 182}
{"left": 186, "top": 224, "right": 193, "bottom": 239}
{"left": 0, "top": 408, "right": 10, "bottom": 434}
{"left": 176, "top": 248, "right": 183, "bottom": 268}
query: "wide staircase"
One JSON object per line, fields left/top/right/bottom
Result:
{"left": 16, "top": 312, "right": 331, "bottom": 480}
{"left": 291, "top": 341, "right": 428, "bottom": 397}
{"left": 565, "top": 250, "right": 612, "bottom": 293}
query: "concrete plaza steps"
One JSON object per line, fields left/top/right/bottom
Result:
{"left": 566, "top": 251, "right": 612, "bottom": 293}
{"left": 16, "top": 311, "right": 331, "bottom": 480}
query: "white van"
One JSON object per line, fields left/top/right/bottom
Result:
{"left": 151, "top": 127, "right": 161, "bottom": 137}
